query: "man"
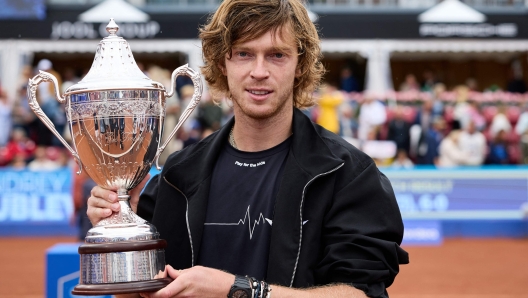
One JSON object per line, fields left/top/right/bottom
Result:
{"left": 458, "top": 120, "right": 486, "bottom": 166}
{"left": 87, "top": 0, "right": 408, "bottom": 297}
{"left": 358, "top": 94, "right": 387, "bottom": 141}
{"left": 387, "top": 106, "right": 411, "bottom": 154}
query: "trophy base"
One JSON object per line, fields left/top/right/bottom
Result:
{"left": 76, "top": 238, "right": 169, "bottom": 295}
{"left": 72, "top": 277, "right": 173, "bottom": 295}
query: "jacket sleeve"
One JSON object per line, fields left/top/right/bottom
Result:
{"left": 137, "top": 174, "right": 161, "bottom": 223}
{"left": 315, "top": 162, "right": 409, "bottom": 298}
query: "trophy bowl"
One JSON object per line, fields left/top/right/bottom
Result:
{"left": 26, "top": 19, "right": 202, "bottom": 295}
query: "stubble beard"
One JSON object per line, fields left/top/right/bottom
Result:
{"left": 231, "top": 85, "right": 294, "bottom": 121}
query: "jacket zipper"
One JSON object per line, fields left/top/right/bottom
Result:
{"left": 289, "top": 163, "right": 344, "bottom": 287}
{"left": 163, "top": 176, "right": 195, "bottom": 267}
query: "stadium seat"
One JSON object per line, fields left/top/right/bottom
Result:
{"left": 507, "top": 106, "right": 521, "bottom": 125}
{"left": 482, "top": 106, "right": 498, "bottom": 124}
{"left": 508, "top": 130, "right": 521, "bottom": 144}
{"left": 402, "top": 106, "right": 417, "bottom": 123}
{"left": 483, "top": 128, "right": 493, "bottom": 143}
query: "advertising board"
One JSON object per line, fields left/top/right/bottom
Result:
{"left": 0, "top": 168, "right": 76, "bottom": 236}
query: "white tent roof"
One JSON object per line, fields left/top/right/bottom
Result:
{"left": 78, "top": 0, "right": 150, "bottom": 23}
{"left": 418, "top": 0, "right": 486, "bottom": 23}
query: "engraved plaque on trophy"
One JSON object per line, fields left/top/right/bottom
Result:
{"left": 26, "top": 19, "right": 202, "bottom": 295}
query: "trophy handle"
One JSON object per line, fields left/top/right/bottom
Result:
{"left": 154, "top": 64, "right": 203, "bottom": 170}
{"left": 27, "top": 70, "right": 83, "bottom": 174}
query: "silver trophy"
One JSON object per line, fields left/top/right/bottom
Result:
{"left": 27, "top": 19, "right": 202, "bottom": 295}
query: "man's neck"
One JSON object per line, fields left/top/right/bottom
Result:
{"left": 231, "top": 106, "right": 294, "bottom": 152}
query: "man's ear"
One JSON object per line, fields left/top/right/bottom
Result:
{"left": 218, "top": 62, "right": 227, "bottom": 76}
{"left": 295, "top": 65, "right": 302, "bottom": 78}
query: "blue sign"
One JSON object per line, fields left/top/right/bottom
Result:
{"left": 383, "top": 167, "right": 528, "bottom": 220}
{"left": 402, "top": 220, "right": 442, "bottom": 246}
{"left": 46, "top": 243, "right": 111, "bottom": 298}
{"left": 0, "top": 0, "right": 46, "bottom": 20}
{"left": 0, "top": 169, "right": 73, "bottom": 223}
{"left": 0, "top": 167, "right": 163, "bottom": 236}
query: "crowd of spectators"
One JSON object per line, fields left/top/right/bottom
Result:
{"left": 311, "top": 72, "right": 528, "bottom": 169}
{"left": 0, "top": 59, "right": 230, "bottom": 173}
{"left": 2, "top": 61, "right": 528, "bottom": 174}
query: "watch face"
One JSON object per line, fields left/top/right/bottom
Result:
{"left": 232, "top": 289, "right": 250, "bottom": 298}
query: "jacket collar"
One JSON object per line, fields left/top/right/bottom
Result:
{"left": 289, "top": 108, "right": 343, "bottom": 177}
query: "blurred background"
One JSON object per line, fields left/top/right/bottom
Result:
{"left": 1, "top": 0, "right": 528, "bottom": 297}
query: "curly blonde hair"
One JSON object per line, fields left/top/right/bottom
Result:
{"left": 199, "top": 0, "right": 325, "bottom": 109}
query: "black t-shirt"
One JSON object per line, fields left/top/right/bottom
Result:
{"left": 197, "top": 136, "right": 292, "bottom": 280}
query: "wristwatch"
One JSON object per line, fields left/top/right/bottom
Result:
{"left": 228, "top": 275, "right": 254, "bottom": 298}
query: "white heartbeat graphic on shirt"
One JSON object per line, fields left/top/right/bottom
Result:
{"left": 204, "top": 205, "right": 271, "bottom": 239}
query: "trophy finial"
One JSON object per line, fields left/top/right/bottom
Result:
{"left": 106, "top": 18, "right": 119, "bottom": 36}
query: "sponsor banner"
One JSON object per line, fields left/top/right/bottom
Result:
{"left": 1, "top": 7, "right": 528, "bottom": 39}
{"left": 0, "top": 0, "right": 46, "bottom": 20}
{"left": 0, "top": 167, "right": 162, "bottom": 236}
{"left": 50, "top": 20, "right": 161, "bottom": 40}
{"left": 402, "top": 220, "right": 442, "bottom": 245}
{"left": 419, "top": 23, "right": 517, "bottom": 38}
{"left": 0, "top": 168, "right": 73, "bottom": 224}
{"left": 384, "top": 168, "right": 528, "bottom": 220}
{"left": 1, "top": 167, "right": 527, "bottom": 236}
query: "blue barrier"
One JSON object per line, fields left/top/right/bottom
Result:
{"left": 2, "top": 166, "right": 528, "bottom": 237}
{"left": 0, "top": 167, "right": 161, "bottom": 237}
{"left": 402, "top": 220, "right": 442, "bottom": 245}
{"left": 0, "top": 168, "right": 77, "bottom": 236}
{"left": 442, "top": 219, "right": 528, "bottom": 237}
{"left": 382, "top": 166, "right": 528, "bottom": 219}
{"left": 46, "top": 243, "right": 111, "bottom": 298}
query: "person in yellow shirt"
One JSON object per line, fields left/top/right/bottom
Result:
{"left": 316, "top": 83, "right": 343, "bottom": 134}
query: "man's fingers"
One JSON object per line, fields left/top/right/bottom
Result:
{"left": 86, "top": 186, "right": 120, "bottom": 225}
{"left": 146, "top": 266, "right": 186, "bottom": 298}
{"left": 87, "top": 206, "right": 112, "bottom": 221}
{"left": 88, "top": 194, "right": 120, "bottom": 212}
{"left": 148, "top": 278, "right": 185, "bottom": 298}
{"left": 165, "top": 265, "right": 183, "bottom": 279}
{"left": 90, "top": 186, "right": 118, "bottom": 204}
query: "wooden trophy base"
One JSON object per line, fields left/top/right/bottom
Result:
{"left": 73, "top": 239, "right": 171, "bottom": 296}
{"left": 72, "top": 278, "right": 173, "bottom": 295}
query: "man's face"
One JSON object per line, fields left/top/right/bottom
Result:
{"left": 222, "top": 25, "right": 299, "bottom": 120}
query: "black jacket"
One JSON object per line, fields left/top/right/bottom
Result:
{"left": 138, "top": 109, "right": 409, "bottom": 297}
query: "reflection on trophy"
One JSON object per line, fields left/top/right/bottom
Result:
{"left": 26, "top": 19, "right": 202, "bottom": 295}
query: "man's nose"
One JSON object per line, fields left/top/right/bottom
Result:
{"left": 250, "top": 56, "right": 270, "bottom": 80}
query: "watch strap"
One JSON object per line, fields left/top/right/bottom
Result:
{"left": 228, "top": 275, "right": 253, "bottom": 298}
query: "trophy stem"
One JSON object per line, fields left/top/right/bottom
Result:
{"left": 117, "top": 190, "right": 130, "bottom": 201}
{"left": 96, "top": 195, "right": 146, "bottom": 227}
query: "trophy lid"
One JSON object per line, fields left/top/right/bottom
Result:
{"left": 65, "top": 19, "right": 163, "bottom": 94}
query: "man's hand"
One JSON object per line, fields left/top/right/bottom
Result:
{"left": 140, "top": 265, "right": 233, "bottom": 298}
{"left": 86, "top": 174, "right": 151, "bottom": 226}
